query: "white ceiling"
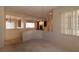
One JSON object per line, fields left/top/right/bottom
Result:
{"left": 5, "top": 6, "right": 56, "bottom": 18}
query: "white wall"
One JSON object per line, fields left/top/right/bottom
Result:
{"left": 23, "top": 30, "right": 43, "bottom": 42}
{"left": 0, "top": 7, "right": 5, "bottom": 48}
{"left": 44, "top": 7, "right": 79, "bottom": 51}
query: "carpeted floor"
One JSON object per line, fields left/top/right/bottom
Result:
{"left": 0, "top": 39, "right": 65, "bottom": 52}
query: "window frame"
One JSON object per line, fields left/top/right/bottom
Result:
{"left": 16, "top": 19, "right": 24, "bottom": 29}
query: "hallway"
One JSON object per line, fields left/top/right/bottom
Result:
{"left": 0, "top": 6, "right": 79, "bottom": 52}
{"left": 0, "top": 39, "right": 65, "bottom": 52}
{"left": 0, "top": 1, "right": 78, "bottom": 59}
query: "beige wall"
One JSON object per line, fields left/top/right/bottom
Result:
{"left": 6, "top": 29, "right": 23, "bottom": 40}
{"left": 44, "top": 7, "right": 79, "bottom": 51}
{"left": 0, "top": 7, "right": 5, "bottom": 47}
{"left": 5, "top": 11, "right": 35, "bottom": 43}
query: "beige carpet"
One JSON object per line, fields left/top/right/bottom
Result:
{"left": 0, "top": 39, "right": 65, "bottom": 52}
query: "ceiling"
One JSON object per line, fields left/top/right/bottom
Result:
{"left": 5, "top": 6, "right": 56, "bottom": 18}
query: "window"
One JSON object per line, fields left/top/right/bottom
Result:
{"left": 25, "top": 22, "right": 35, "bottom": 28}
{"left": 61, "top": 10, "right": 79, "bottom": 36}
{"left": 6, "top": 20, "right": 15, "bottom": 29}
{"left": 6, "top": 15, "right": 25, "bottom": 29}
{"left": 6, "top": 15, "right": 15, "bottom": 29}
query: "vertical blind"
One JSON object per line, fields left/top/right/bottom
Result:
{"left": 61, "top": 10, "right": 79, "bottom": 36}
